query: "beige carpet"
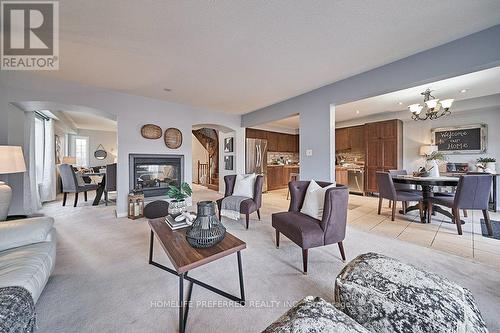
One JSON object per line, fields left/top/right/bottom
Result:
{"left": 36, "top": 189, "right": 500, "bottom": 332}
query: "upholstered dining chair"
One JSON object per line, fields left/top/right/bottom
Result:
{"left": 429, "top": 174, "right": 493, "bottom": 236}
{"left": 104, "top": 163, "right": 117, "bottom": 206}
{"left": 272, "top": 181, "right": 348, "bottom": 274}
{"left": 59, "top": 164, "right": 98, "bottom": 207}
{"left": 216, "top": 175, "right": 264, "bottom": 229}
{"left": 388, "top": 169, "right": 418, "bottom": 212}
{"left": 377, "top": 171, "right": 424, "bottom": 221}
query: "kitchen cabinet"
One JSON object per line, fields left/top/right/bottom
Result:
{"left": 348, "top": 125, "right": 365, "bottom": 151}
{"left": 335, "top": 125, "right": 365, "bottom": 152}
{"left": 246, "top": 128, "right": 299, "bottom": 153}
{"left": 335, "top": 128, "right": 349, "bottom": 151}
{"left": 267, "top": 165, "right": 300, "bottom": 190}
{"left": 364, "top": 119, "right": 403, "bottom": 193}
{"left": 335, "top": 167, "right": 348, "bottom": 186}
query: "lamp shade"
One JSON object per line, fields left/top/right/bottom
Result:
{"left": 61, "top": 156, "right": 76, "bottom": 165}
{"left": 0, "top": 146, "right": 26, "bottom": 174}
{"left": 419, "top": 145, "right": 438, "bottom": 156}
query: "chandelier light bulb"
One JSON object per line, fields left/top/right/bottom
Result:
{"left": 408, "top": 104, "right": 423, "bottom": 114}
{"left": 440, "top": 99, "right": 454, "bottom": 109}
{"left": 425, "top": 99, "right": 439, "bottom": 109}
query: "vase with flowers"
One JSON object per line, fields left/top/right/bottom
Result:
{"left": 476, "top": 157, "right": 496, "bottom": 174}
{"left": 425, "top": 151, "right": 446, "bottom": 177}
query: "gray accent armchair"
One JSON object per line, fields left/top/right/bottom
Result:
{"left": 59, "top": 164, "right": 98, "bottom": 207}
{"left": 377, "top": 171, "right": 423, "bottom": 221}
{"left": 272, "top": 181, "right": 349, "bottom": 274}
{"left": 216, "top": 175, "right": 264, "bottom": 229}
{"left": 430, "top": 174, "right": 493, "bottom": 236}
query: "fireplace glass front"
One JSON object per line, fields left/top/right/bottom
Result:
{"left": 129, "top": 154, "right": 184, "bottom": 197}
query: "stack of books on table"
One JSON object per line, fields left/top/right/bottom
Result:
{"left": 165, "top": 215, "right": 190, "bottom": 230}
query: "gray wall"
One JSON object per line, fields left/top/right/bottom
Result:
{"left": 242, "top": 25, "right": 500, "bottom": 182}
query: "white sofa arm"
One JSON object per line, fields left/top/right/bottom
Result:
{"left": 0, "top": 216, "right": 54, "bottom": 252}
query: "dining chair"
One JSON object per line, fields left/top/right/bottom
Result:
{"left": 429, "top": 174, "right": 493, "bottom": 236}
{"left": 104, "top": 163, "right": 117, "bottom": 206}
{"left": 388, "top": 169, "right": 419, "bottom": 212}
{"left": 377, "top": 171, "right": 424, "bottom": 221}
{"left": 59, "top": 164, "right": 98, "bottom": 207}
{"left": 272, "top": 181, "right": 348, "bottom": 274}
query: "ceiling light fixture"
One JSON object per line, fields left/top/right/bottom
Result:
{"left": 408, "top": 89, "right": 453, "bottom": 121}
{"left": 356, "top": 110, "right": 360, "bottom": 114}
{"left": 398, "top": 102, "right": 403, "bottom": 105}
{"left": 460, "top": 89, "right": 468, "bottom": 93}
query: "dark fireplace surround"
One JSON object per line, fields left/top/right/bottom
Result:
{"left": 129, "top": 154, "right": 184, "bottom": 197}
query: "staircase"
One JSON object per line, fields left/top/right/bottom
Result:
{"left": 192, "top": 128, "right": 219, "bottom": 191}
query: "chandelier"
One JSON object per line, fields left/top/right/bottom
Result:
{"left": 408, "top": 89, "right": 454, "bottom": 121}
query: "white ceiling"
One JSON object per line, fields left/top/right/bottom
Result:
{"left": 36, "top": 0, "right": 500, "bottom": 114}
{"left": 62, "top": 111, "right": 117, "bottom": 132}
{"left": 336, "top": 66, "right": 500, "bottom": 122}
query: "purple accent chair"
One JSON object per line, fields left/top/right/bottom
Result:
{"left": 429, "top": 174, "right": 493, "bottom": 236}
{"left": 377, "top": 171, "right": 423, "bottom": 221}
{"left": 216, "top": 175, "right": 264, "bottom": 229}
{"left": 272, "top": 181, "right": 348, "bottom": 274}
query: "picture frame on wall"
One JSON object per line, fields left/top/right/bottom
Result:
{"left": 431, "top": 124, "right": 487, "bottom": 154}
{"left": 224, "top": 137, "right": 234, "bottom": 153}
{"left": 224, "top": 156, "right": 234, "bottom": 170}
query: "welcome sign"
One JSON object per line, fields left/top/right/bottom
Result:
{"left": 431, "top": 124, "right": 487, "bottom": 154}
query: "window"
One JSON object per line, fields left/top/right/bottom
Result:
{"left": 75, "top": 136, "right": 89, "bottom": 167}
{"left": 34, "top": 117, "right": 45, "bottom": 184}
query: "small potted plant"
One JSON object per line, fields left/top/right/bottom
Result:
{"left": 477, "top": 157, "right": 496, "bottom": 173}
{"left": 166, "top": 182, "right": 192, "bottom": 217}
{"left": 425, "top": 151, "right": 446, "bottom": 177}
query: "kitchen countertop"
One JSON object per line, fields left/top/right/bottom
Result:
{"left": 267, "top": 164, "right": 299, "bottom": 168}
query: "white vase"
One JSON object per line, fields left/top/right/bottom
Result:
{"left": 485, "top": 162, "right": 496, "bottom": 174}
{"left": 426, "top": 160, "right": 440, "bottom": 177}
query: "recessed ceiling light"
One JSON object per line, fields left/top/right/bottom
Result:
{"left": 356, "top": 110, "right": 360, "bottom": 114}
{"left": 163, "top": 88, "right": 172, "bottom": 92}
{"left": 398, "top": 102, "right": 403, "bottom": 105}
{"left": 460, "top": 89, "right": 468, "bottom": 93}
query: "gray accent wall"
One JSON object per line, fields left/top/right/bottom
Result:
{"left": 242, "top": 25, "right": 500, "bottom": 182}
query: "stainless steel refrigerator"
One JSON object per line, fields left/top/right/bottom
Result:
{"left": 246, "top": 138, "right": 268, "bottom": 192}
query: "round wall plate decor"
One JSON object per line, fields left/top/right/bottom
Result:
{"left": 141, "top": 124, "right": 162, "bottom": 139}
{"left": 164, "top": 128, "right": 183, "bottom": 149}
{"left": 94, "top": 144, "right": 107, "bottom": 160}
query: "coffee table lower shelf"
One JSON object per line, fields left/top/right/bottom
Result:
{"left": 148, "top": 231, "right": 245, "bottom": 333}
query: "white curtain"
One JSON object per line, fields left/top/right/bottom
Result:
{"left": 39, "top": 119, "right": 56, "bottom": 202}
{"left": 23, "top": 112, "right": 41, "bottom": 214}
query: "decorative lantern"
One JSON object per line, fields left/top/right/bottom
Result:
{"left": 186, "top": 201, "right": 226, "bottom": 248}
{"left": 128, "top": 193, "right": 144, "bottom": 220}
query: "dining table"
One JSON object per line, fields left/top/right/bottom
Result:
{"left": 84, "top": 171, "right": 106, "bottom": 206}
{"left": 392, "top": 175, "right": 461, "bottom": 224}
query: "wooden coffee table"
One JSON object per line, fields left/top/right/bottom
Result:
{"left": 148, "top": 218, "right": 246, "bottom": 333}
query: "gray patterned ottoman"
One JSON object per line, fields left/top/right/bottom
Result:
{"left": 334, "top": 252, "right": 488, "bottom": 333}
{"left": 262, "top": 296, "right": 370, "bottom": 333}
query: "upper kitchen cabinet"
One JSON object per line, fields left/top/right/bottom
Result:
{"left": 335, "top": 125, "right": 365, "bottom": 151}
{"left": 348, "top": 125, "right": 365, "bottom": 151}
{"left": 246, "top": 128, "right": 299, "bottom": 153}
{"left": 335, "top": 128, "right": 349, "bottom": 151}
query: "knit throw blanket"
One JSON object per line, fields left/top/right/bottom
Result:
{"left": 0, "top": 286, "right": 36, "bottom": 333}
{"left": 221, "top": 196, "right": 249, "bottom": 220}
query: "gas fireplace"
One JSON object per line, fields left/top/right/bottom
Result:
{"left": 129, "top": 154, "right": 184, "bottom": 197}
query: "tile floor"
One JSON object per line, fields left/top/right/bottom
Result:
{"left": 264, "top": 187, "right": 500, "bottom": 270}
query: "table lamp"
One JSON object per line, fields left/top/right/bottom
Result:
{"left": 61, "top": 156, "right": 76, "bottom": 165}
{"left": 0, "top": 146, "right": 27, "bottom": 221}
{"left": 419, "top": 145, "right": 438, "bottom": 157}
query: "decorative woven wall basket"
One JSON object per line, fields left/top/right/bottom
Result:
{"left": 164, "top": 128, "right": 183, "bottom": 149}
{"left": 141, "top": 124, "right": 162, "bottom": 139}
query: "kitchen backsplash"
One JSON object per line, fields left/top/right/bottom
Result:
{"left": 336, "top": 151, "right": 365, "bottom": 165}
{"left": 267, "top": 152, "right": 299, "bottom": 164}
